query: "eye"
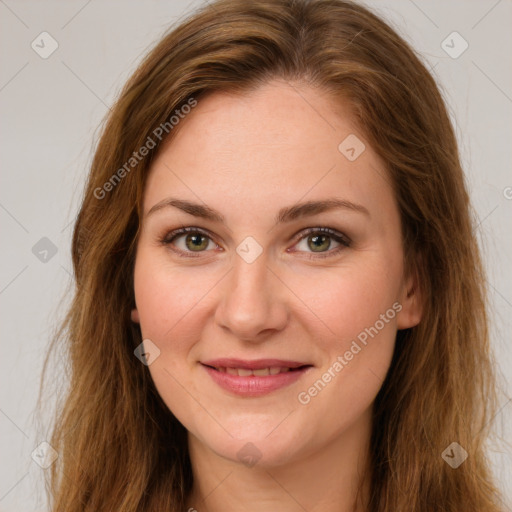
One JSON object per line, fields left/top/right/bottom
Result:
{"left": 160, "top": 226, "right": 351, "bottom": 259}
{"left": 291, "top": 227, "right": 350, "bottom": 259}
{"left": 161, "top": 227, "right": 219, "bottom": 257}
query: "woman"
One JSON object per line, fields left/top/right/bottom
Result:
{"left": 41, "top": 0, "right": 504, "bottom": 510}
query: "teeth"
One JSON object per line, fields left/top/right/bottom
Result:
{"left": 253, "top": 368, "right": 270, "bottom": 376}
{"left": 214, "top": 366, "right": 295, "bottom": 376}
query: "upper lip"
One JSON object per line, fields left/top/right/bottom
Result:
{"left": 201, "top": 358, "right": 311, "bottom": 370}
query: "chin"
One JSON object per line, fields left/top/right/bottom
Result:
{"left": 217, "top": 439, "right": 300, "bottom": 469}
{"left": 194, "top": 419, "right": 312, "bottom": 469}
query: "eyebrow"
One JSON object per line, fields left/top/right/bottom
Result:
{"left": 146, "top": 197, "right": 370, "bottom": 223}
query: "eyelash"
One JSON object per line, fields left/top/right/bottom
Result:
{"left": 159, "top": 226, "right": 351, "bottom": 260}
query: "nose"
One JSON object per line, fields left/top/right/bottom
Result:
{"left": 214, "top": 252, "right": 289, "bottom": 342}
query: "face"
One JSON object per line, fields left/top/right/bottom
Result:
{"left": 131, "top": 80, "right": 422, "bottom": 468}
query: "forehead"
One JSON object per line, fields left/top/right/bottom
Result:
{"left": 143, "top": 80, "right": 394, "bottom": 224}
{"left": 160, "top": 81, "right": 359, "bottom": 162}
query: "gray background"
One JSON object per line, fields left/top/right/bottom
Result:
{"left": 0, "top": 0, "right": 511, "bottom": 510}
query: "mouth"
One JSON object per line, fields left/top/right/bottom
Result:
{"left": 202, "top": 365, "right": 310, "bottom": 376}
{"left": 200, "top": 358, "right": 313, "bottom": 396}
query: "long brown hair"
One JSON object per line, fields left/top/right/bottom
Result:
{"left": 39, "top": 0, "right": 504, "bottom": 510}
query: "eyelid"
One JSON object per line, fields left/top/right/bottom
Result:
{"left": 161, "top": 226, "right": 215, "bottom": 244}
{"left": 161, "top": 226, "right": 222, "bottom": 257}
{"left": 289, "top": 226, "right": 351, "bottom": 247}
{"left": 160, "top": 226, "right": 351, "bottom": 258}
{"left": 286, "top": 226, "right": 351, "bottom": 260}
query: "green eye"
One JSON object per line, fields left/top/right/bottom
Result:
{"left": 184, "top": 233, "right": 210, "bottom": 251}
{"left": 293, "top": 228, "right": 350, "bottom": 257}
{"left": 162, "top": 226, "right": 350, "bottom": 259}
{"left": 161, "top": 227, "right": 217, "bottom": 256}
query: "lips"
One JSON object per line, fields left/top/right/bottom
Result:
{"left": 200, "top": 358, "right": 313, "bottom": 396}
{"left": 201, "top": 358, "right": 309, "bottom": 371}
{"left": 214, "top": 366, "right": 292, "bottom": 376}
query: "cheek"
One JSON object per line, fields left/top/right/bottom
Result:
{"left": 283, "top": 257, "right": 402, "bottom": 345}
{"left": 133, "top": 254, "right": 211, "bottom": 418}
{"left": 294, "top": 280, "right": 398, "bottom": 441}
{"left": 131, "top": 244, "right": 402, "bottom": 461}
{"left": 133, "top": 252, "right": 214, "bottom": 342}
{"left": 287, "top": 258, "right": 400, "bottom": 408}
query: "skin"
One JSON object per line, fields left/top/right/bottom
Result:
{"left": 131, "top": 80, "right": 422, "bottom": 512}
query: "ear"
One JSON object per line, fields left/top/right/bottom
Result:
{"left": 131, "top": 308, "right": 140, "bottom": 323}
{"left": 396, "top": 261, "right": 423, "bottom": 330}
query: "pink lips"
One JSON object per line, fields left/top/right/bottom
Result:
{"left": 201, "top": 358, "right": 312, "bottom": 397}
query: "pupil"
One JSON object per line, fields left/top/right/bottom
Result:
{"left": 187, "top": 234, "right": 207, "bottom": 251}
{"left": 183, "top": 233, "right": 332, "bottom": 253}
{"left": 309, "top": 234, "right": 330, "bottom": 252}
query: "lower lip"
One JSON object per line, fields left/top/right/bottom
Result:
{"left": 201, "top": 364, "right": 312, "bottom": 397}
